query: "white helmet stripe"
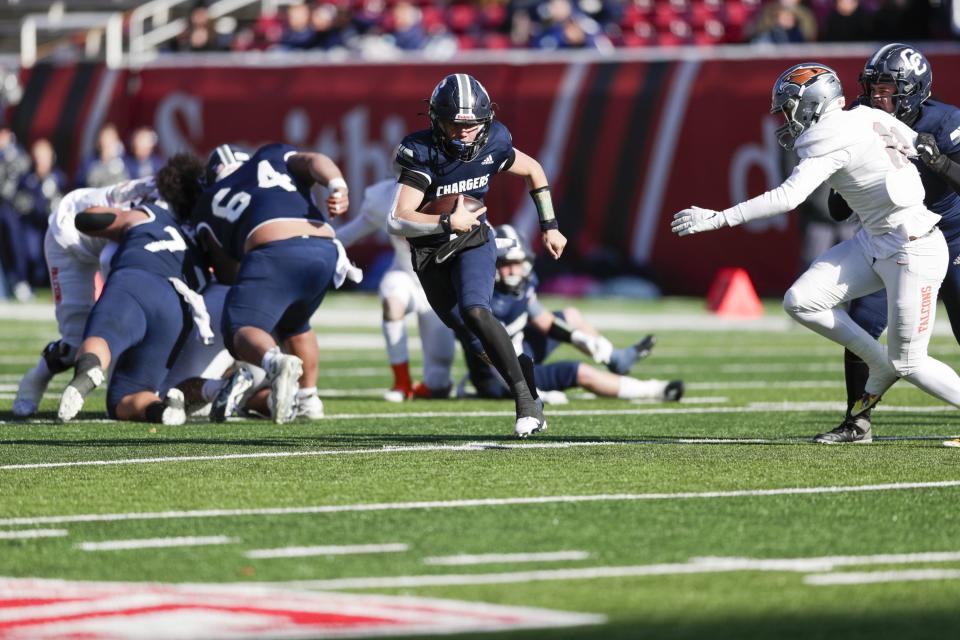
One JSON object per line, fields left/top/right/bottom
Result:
{"left": 216, "top": 145, "right": 236, "bottom": 167}
{"left": 455, "top": 73, "right": 472, "bottom": 110}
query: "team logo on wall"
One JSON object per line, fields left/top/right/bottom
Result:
{"left": 0, "top": 578, "right": 604, "bottom": 638}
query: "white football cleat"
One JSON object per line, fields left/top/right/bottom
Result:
{"left": 295, "top": 391, "right": 324, "bottom": 420}
{"left": 210, "top": 366, "right": 255, "bottom": 423}
{"left": 58, "top": 366, "right": 105, "bottom": 422}
{"left": 514, "top": 399, "right": 547, "bottom": 439}
{"left": 13, "top": 365, "right": 52, "bottom": 417}
{"left": 267, "top": 354, "right": 303, "bottom": 424}
{"left": 162, "top": 389, "right": 187, "bottom": 426}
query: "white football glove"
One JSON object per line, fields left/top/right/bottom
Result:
{"left": 571, "top": 330, "right": 614, "bottom": 365}
{"left": 671, "top": 206, "right": 728, "bottom": 237}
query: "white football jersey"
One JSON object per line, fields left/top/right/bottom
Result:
{"left": 48, "top": 177, "right": 158, "bottom": 262}
{"left": 357, "top": 179, "right": 414, "bottom": 275}
{"left": 795, "top": 106, "right": 939, "bottom": 243}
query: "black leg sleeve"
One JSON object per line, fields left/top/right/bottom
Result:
{"left": 462, "top": 306, "right": 534, "bottom": 405}
{"left": 843, "top": 348, "right": 870, "bottom": 415}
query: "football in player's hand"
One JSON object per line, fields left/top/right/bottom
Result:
{"left": 418, "top": 194, "right": 484, "bottom": 216}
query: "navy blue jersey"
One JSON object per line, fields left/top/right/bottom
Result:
{"left": 914, "top": 99, "right": 960, "bottom": 233}
{"left": 193, "top": 144, "right": 323, "bottom": 260}
{"left": 490, "top": 274, "right": 543, "bottom": 344}
{"left": 109, "top": 202, "right": 206, "bottom": 290}
{"left": 397, "top": 120, "right": 516, "bottom": 247}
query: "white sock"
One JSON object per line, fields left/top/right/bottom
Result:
{"left": 382, "top": 319, "right": 408, "bottom": 365}
{"left": 201, "top": 379, "right": 223, "bottom": 403}
{"left": 617, "top": 377, "right": 667, "bottom": 399}
{"left": 296, "top": 387, "right": 317, "bottom": 400}
{"left": 247, "top": 365, "right": 268, "bottom": 390}
{"left": 261, "top": 346, "right": 281, "bottom": 372}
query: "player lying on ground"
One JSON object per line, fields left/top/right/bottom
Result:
{"left": 58, "top": 200, "right": 210, "bottom": 424}
{"left": 463, "top": 224, "right": 681, "bottom": 403}
{"left": 336, "top": 176, "right": 456, "bottom": 401}
{"left": 672, "top": 62, "right": 960, "bottom": 440}
{"left": 806, "top": 45, "right": 960, "bottom": 446}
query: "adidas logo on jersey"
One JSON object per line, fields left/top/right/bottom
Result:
{"left": 481, "top": 155, "right": 494, "bottom": 165}
{"left": 954, "top": 254, "right": 960, "bottom": 266}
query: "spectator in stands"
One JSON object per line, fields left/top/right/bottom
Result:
{"left": 2, "top": 139, "right": 65, "bottom": 300}
{"left": 0, "top": 126, "right": 30, "bottom": 299}
{"left": 76, "top": 123, "right": 129, "bottom": 189}
{"left": 873, "top": 0, "right": 931, "bottom": 41}
{"left": 279, "top": 2, "right": 317, "bottom": 50}
{"left": 171, "top": 1, "right": 230, "bottom": 52}
{"left": 390, "top": 2, "right": 431, "bottom": 50}
{"left": 124, "top": 127, "right": 163, "bottom": 180}
{"left": 311, "top": 2, "right": 354, "bottom": 50}
{"left": 820, "top": 0, "right": 873, "bottom": 41}
{"left": 530, "top": 0, "right": 611, "bottom": 50}
{"left": 749, "top": 0, "right": 817, "bottom": 43}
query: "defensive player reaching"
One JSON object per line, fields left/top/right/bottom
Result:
{"left": 806, "top": 45, "right": 960, "bottom": 445}
{"left": 57, "top": 200, "right": 209, "bottom": 424}
{"left": 13, "top": 176, "right": 157, "bottom": 417}
{"left": 465, "top": 224, "right": 677, "bottom": 403}
{"left": 337, "top": 176, "right": 456, "bottom": 401}
{"left": 388, "top": 73, "right": 567, "bottom": 437}
{"left": 672, "top": 62, "right": 960, "bottom": 434}
{"left": 168, "top": 144, "right": 352, "bottom": 424}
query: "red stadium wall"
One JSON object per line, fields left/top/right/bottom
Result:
{"left": 15, "top": 48, "right": 960, "bottom": 295}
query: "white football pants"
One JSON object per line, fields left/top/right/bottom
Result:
{"left": 44, "top": 230, "right": 100, "bottom": 349}
{"left": 784, "top": 228, "right": 960, "bottom": 406}
{"left": 379, "top": 269, "right": 455, "bottom": 390}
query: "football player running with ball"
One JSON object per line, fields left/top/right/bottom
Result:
{"left": 806, "top": 45, "right": 960, "bottom": 446}
{"left": 672, "top": 63, "right": 960, "bottom": 435}
{"left": 388, "top": 73, "right": 566, "bottom": 437}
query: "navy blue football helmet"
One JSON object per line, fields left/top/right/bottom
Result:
{"left": 495, "top": 224, "right": 533, "bottom": 295}
{"left": 428, "top": 73, "right": 494, "bottom": 162}
{"left": 205, "top": 144, "right": 250, "bottom": 185}
{"left": 859, "top": 43, "right": 932, "bottom": 124}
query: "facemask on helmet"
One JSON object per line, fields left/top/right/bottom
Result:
{"left": 205, "top": 144, "right": 250, "bottom": 185}
{"left": 858, "top": 43, "right": 932, "bottom": 125}
{"left": 428, "top": 73, "right": 495, "bottom": 162}
{"left": 494, "top": 224, "right": 534, "bottom": 295}
{"left": 770, "top": 63, "right": 844, "bottom": 150}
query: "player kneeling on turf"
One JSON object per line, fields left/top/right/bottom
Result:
{"left": 58, "top": 200, "right": 211, "bottom": 425}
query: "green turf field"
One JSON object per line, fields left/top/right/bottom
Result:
{"left": 2, "top": 295, "right": 959, "bottom": 639}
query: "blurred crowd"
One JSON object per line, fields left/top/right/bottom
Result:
{"left": 0, "top": 123, "right": 163, "bottom": 301}
{"left": 167, "top": 0, "right": 953, "bottom": 54}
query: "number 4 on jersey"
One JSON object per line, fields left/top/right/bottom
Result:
{"left": 212, "top": 160, "right": 297, "bottom": 222}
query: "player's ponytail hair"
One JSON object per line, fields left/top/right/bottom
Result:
{"left": 157, "top": 152, "right": 205, "bottom": 222}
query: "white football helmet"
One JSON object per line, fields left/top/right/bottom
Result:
{"left": 770, "top": 63, "right": 844, "bottom": 150}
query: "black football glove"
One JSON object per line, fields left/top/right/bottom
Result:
{"left": 916, "top": 133, "right": 947, "bottom": 172}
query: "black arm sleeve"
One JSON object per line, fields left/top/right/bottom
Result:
{"left": 547, "top": 314, "right": 574, "bottom": 342}
{"left": 929, "top": 150, "right": 960, "bottom": 196}
{"left": 74, "top": 211, "right": 117, "bottom": 233}
{"left": 398, "top": 169, "right": 430, "bottom": 192}
{"left": 827, "top": 189, "right": 853, "bottom": 222}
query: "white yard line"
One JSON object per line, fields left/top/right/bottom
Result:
{"left": 245, "top": 543, "right": 409, "bottom": 559}
{"left": 0, "top": 529, "right": 68, "bottom": 539}
{"left": 424, "top": 551, "right": 591, "bottom": 566}
{"left": 285, "top": 550, "right": 960, "bottom": 590}
{"left": 76, "top": 535, "right": 236, "bottom": 551}
{"left": 4, "top": 480, "right": 960, "bottom": 527}
{"left": 804, "top": 569, "right": 960, "bottom": 586}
